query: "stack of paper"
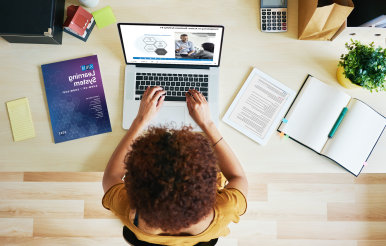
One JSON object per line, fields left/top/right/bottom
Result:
{"left": 6, "top": 98, "right": 36, "bottom": 142}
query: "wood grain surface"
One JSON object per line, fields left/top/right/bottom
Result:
{"left": 0, "top": 172, "right": 385, "bottom": 245}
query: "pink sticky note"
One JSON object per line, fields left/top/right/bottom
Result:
{"left": 279, "top": 132, "right": 285, "bottom": 137}
{"left": 363, "top": 162, "right": 367, "bottom": 166}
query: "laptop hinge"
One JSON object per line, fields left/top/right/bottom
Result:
{"left": 134, "top": 64, "right": 211, "bottom": 70}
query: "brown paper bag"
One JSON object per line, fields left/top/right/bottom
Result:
{"left": 298, "top": 0, "right": 354, "bottom": 41}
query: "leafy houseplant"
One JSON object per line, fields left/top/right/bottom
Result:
{"left": 338, "top": 39, "right": 386, "bottom": 92}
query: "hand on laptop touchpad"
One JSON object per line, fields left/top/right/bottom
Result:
{"left": 150, "top": 106, "right": 185, "bottom": 127}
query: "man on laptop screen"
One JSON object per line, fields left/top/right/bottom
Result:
{"left": 175, "top": 34, "right": 195, "bottom": 57}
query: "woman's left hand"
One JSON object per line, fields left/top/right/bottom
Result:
{"left": 135, "top": 86, "right": 166, "bottom": 125}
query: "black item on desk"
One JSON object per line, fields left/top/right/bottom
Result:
{"left": 0, "top": 0, "right": 65, "bottom": 45}
{"left": 347, "top": 0, "right": 386, "bottom": 27}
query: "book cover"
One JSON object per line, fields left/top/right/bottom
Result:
{"left": 41, "top": 55, "right": 112, "bottom": 143}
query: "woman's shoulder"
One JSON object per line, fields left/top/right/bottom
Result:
{"left": 216, "top": 187, "right": 247, "bottom": 216}
{"left": 102, "top": 183, "right": 130, "bottom": 216}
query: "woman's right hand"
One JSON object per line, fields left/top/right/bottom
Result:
{"left": 185, "top": 89, "right": 213, "bottom": 129}
{"left": 135, "top": 86, "right": 165, "bottom": 125}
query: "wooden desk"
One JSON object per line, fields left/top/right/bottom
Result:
{"left": 1, "top": 0, "right": 386, "bottom": 173}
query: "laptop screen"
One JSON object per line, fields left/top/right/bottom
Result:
{"left": 118, "top": 23, "right": 224, "bottom": 66}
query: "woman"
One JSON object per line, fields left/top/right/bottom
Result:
{"left": 190, "top": 43, "right": 214, "bottom": 60}
{"left": 102, "top": 86, "right": 248, "bottom": 245}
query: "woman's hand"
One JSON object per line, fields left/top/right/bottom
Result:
{"left": 104, "top": 87, "right": 165, "bottom": 193}
{"left": 185, "top": 89, "right": 213, "bottom": 129}
{"left": 136, "top": 86, "right": 166, "bottom": 125}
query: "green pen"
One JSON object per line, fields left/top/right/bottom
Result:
{"left": 328, "top": 107, "right": 348, "bottom": 138}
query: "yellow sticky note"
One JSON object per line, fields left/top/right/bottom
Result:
{"left": 279, "top": 132, "right": 285, "bottom": 137}
{"left": 6, "top": 98, "right": 36, "bottom": 142}
{"left": 92, "top": 6, "right": 116, "bottom": 29}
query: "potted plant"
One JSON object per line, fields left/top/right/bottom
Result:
{"left": 337, "top": 39, "right": 386, "bottom": 92}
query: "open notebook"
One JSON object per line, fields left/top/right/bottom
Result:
{"left": 278, "top": 75, "right": 386, "bottom": 176}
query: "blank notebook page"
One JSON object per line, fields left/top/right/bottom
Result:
{"left": 6, "top": 98, "right": 36, "bottom": 142}
{"left": 280, "top": 77, "right": 351, "bottom": 152}
{"left": 321, "top": 99, "right": 386, "bottom": 175}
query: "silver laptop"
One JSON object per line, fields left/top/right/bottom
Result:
{"left": 117, "top": 23, "right": 225, "bottom": 130}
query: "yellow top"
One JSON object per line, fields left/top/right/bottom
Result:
{"left": 102, "top": 173, "right": 247, "bottom": 246}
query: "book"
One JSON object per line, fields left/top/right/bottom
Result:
{"left": 278, "top": 75, "right": 386, "bottom": 176}
{"left": 41, "top": 55, "right": 112, "bottom": 144}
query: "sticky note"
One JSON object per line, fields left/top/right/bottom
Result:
{"left": 282, "top": 118, "right": 288, "bottom": 123}
{"left": 363, "top": 162, "right": 367, "bottom": 166}
{"left": 284, "top": 134, "right": 289, "bottom": 139}
{"left": 279, "top": 132, "right": 285, "bottom": 137}
{"left": 6, "top": 98, "right": 36, "bottom": 142}
{"left": 92, "top": 6, "right": 117, "bottom": 29}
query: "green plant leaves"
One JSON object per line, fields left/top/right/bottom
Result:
{"left": 339, "top": 39, "right": 386, "bottom": 92}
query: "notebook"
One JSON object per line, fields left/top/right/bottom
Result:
{"left": 278, "top": 75, "right": 386, "bottom": 176}
{"left": 6, "top": 97, "right": 36, "bottom": 142}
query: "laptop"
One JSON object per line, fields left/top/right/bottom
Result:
{"left": 117, "top": 23, "right": 225, "bottom": 130}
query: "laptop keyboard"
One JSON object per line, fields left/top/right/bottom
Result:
{"left": 135, "top": 73, "right": 209, "bottom": 101}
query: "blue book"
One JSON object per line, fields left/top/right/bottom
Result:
{"left": 41, "top": 55, "right": 112, "bottom": 143}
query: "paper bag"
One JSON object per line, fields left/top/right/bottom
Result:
{"left": 298, "top": 0, "right": 354, "bottom": 41}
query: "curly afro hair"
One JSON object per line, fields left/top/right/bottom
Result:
{"left": 124, "top": 125, "right": 218, "bottom": 233}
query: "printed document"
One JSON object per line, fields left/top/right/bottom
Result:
{"left": 229, "top": 74, "right": 289, "bottom": 138}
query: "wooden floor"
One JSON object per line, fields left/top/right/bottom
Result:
{"left": 0, "top": 172, "right": 385, "bottom": 246}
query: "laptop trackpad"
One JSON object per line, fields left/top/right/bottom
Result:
{"left": 153, "top": 106, "right": 185, "bottom": 126}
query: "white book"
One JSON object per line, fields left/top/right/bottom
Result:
{"left": 278, "top": 75, "right": 386, "bottom": 176}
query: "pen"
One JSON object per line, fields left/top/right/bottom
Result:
{"left": 328, "top": 107, "right": 348, "bottom": 138}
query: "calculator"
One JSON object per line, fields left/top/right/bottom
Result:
{"left": 261, "top": 0, "right": 287, "bottom": 33}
